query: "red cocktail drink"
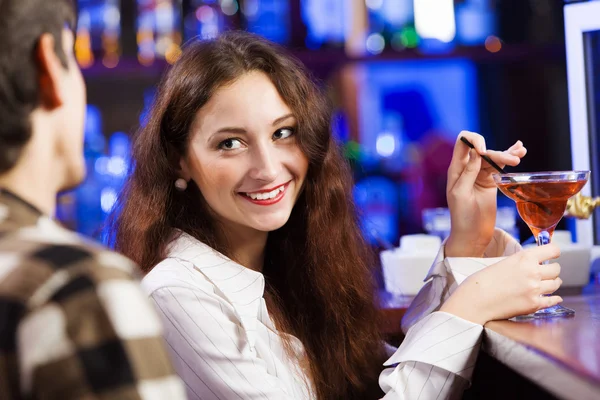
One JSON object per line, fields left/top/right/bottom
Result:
{"left": 497, "top": 180, "right": 587, "bottom": 238}
{"left": 493, "top": 171, "right": 590, "bottom": 318}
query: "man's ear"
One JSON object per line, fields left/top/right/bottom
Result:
{"left": 36, "top": 33, "right": 65, "bottom": 110}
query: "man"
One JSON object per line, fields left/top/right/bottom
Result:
{"left": 0, "top": 1, "right": 186, "bottom": 398}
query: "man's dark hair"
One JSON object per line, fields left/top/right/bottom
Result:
{"left": 0, "top": 0, "right": 76, "bottom": 174}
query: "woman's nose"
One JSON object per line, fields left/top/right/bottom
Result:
{"left": 248, "top": 145, "right": 279, "bottom": 182}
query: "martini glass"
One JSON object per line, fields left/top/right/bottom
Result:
{"left": 493, "top": 171, "right": 590, "bottom": 318}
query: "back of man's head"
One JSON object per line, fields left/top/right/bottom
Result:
{"left": 0, "top": 0, "right": 77, "bottom": 174}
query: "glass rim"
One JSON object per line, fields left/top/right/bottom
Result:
{"left": 492, "top": 170, "right": 590, "bottom": 181}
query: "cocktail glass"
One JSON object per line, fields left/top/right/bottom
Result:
{"left": 493, "top": 171, "right": 590, "bottom": 318}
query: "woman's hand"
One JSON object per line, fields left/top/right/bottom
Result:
{"left": 445, "top": 131, "right": 527, "bottom": 257}
{"left": 440, "top": 244, "right": 563, "bottom": 325}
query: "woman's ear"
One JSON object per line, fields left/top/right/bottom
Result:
{"left": 179, "top": 157, "right": 192, "bottom": 181}
{"left": 166, "top": 141, "right": 191, "bottom": 181}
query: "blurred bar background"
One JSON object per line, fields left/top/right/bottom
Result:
{"left": 59, "top": 0, "right": 574, "bottom": 260}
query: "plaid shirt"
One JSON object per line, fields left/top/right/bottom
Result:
{"left": 0, "top": 190, "right": 186, "bottom": 399}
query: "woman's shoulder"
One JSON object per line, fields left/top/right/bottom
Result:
{"left": 142, "top": 232, "right": 265, "bottom": 313}
{"left": 142, "top": 232, "right": 238, "bottom": 295}
{"left": 141, "top": 232, "right": 221, "bottom": 296}
{"left": 141, "top": 256, "right": 213, "bottom": 295}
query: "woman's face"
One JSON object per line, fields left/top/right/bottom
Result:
{"left": 181, "top": 71, "right": 309, "bottom": 235}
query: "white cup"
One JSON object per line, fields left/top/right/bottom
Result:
{"left": 380, "top": 234, "right": 441, "bottom": 296}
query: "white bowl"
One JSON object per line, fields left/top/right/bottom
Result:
{"left": 381, "top": 234, "right": 441, "bottom": 296}
{"left": 380, "top": 251, "right": 436, "bottom": 295}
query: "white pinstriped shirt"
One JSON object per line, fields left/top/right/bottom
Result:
{"left": 142, "top": 230, "right": 520, "bottom": 399}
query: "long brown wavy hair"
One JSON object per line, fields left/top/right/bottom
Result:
{"left": 109, "top": 31, "right": 385, "bottom": 399}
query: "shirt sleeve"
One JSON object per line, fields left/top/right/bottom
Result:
{"left": 379, "top": 229, "right": 521, "bottom": 399}
{"left": 401, "top": 228, "right": 521, "bottom": 334}
{"left": 481, "top": 228, "right": 522, "bottom": 258}
{"left": 149, "top": 285, "right": 298, "bottom": 400}
{"left": 17, "top": 252, "right": 186, "bottom": 400}
{"left": 379, "top": 311, "right": 483, "bottom": 399}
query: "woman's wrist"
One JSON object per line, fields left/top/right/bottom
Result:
{"left": 444, "top": 234, "right": 488, "bottom": 258}
{"left": 439, "top": 280, "right": 488, "bottom": 325}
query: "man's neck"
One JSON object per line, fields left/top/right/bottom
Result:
{"left": 0, "top": 143, "right": 58, "bottom": 217}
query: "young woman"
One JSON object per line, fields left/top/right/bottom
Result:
{"left": 110, "top": 31, "right": 562, "bottom": 399}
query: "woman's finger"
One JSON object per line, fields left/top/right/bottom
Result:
{"left": 525, "top": 243, "right": 561, "bottom": 263}
{"left": 484, "top": 150, "right": 521, "bottom": 168}
{"left": 538, "top": 294, "right": 563, "bottom": 310}
{"left": 507, "top": 140, "right": 524, "bottom": 152}
{"left": 449, "top": 149, "right": 482, "bottom": 197}
{"left": 486, "top": 141, "right": 527, "bottom": 167}
{"left": 540, "top": 277, "right": 563, "bottom": 295}
{"left": 509, "top": 146, "right": 527, "bottom": 157}
{"left": 448, "top": 131, "right": 486, "bottom": 190}
{"left": 540, "top": 262, "right": 561, "bottom": 280}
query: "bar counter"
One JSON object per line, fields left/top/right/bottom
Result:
{"left": 380, "top": 285, "right": 600, "bottom": 399}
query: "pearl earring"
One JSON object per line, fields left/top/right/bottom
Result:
{"left": 174, "top": 178, "right": 188, "bottom": 191}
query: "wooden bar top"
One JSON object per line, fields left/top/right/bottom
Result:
{"left": 484, "top": 292, "right": 600, "bottom": 400}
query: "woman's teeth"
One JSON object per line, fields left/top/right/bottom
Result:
{"left": 244, "top": 186, "right": 285, "bottom": 200}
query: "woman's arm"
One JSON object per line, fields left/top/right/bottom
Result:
{"left": 380, "top": 311, "right": 482, "bottom": 399}
{"left": 401, "top": 228, "right": 522, "bottom": 333}
{"left": 380, "top": 132, "right": 562, "bottom": 399}
{"left": 381, "top": 242, "right": 561, "bottom": 399}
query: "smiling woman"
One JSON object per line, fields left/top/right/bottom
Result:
{"left": 107, "top": 31, "right": 388, "bottom": 399}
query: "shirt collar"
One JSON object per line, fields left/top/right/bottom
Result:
{"left": 0, "top": 188, "right": 45, "bottom": 229}
{"left": 166, "top": 231, "right": 265, "bottom": 348}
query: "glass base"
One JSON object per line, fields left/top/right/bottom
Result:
{"left": 514, "top": 304, "right": 575, "bottom": 320}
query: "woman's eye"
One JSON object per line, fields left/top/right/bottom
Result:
{"left": 273, "top": 127, "right": 294, "bottom": 140}
{"left": 218, "top": 138, "right": 243, "bottom": 150}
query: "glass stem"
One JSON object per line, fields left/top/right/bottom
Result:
{"left": 536, "top": 231, "right": 551, "bottom": 265}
